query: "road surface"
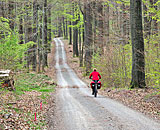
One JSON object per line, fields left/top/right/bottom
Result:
{"left": 49, "top": 38, "right": 160, "bottom": 130}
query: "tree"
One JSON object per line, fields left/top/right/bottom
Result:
{"left": 32, "top": 0, "right": 38, "bottom": 71}
{"left": 73, "top": 2, "right": 79, "bottom": 57}
{"left": 97, "top": 1, "right": 104, "bottom": 53}
{"left": 8, "top": 1, "right": 15, "bottom": 30}
{"left": 48, "top": 5, "right": 52, "bottom": 42}
{"left": 84, "top": 2, "right": 93, "bottom": 74}
{"left": 44, "top": 0, "right": 48, "bottom": 67}
{"left": 69, "top": 14, "right": 72, "bottom": 44}
{"left": 130, "top": 0, "right": 146, "bottom": 88}
{"left": 104, "top": 2, "right": 109, "bottom": 44}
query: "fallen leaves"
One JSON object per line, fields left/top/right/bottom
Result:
{"left": 0, "top": 91, "right": 51, "bottom": 129}
{"left": 99, "top": 88, "right": 160, "bottom": 120}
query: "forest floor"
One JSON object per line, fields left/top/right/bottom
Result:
{"left": 0, "top": 73, "right": 56, "bottom": 129}
{"left": 61, "top": 39, "right": 160, "bottom": 121}
{"left": 0, "top": 42, "right": 57, "bottom": 129}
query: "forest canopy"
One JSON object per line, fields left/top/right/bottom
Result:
{"left": 0, "top": 0, "right": 159, "bottom": 88}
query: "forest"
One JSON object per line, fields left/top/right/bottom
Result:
{"left": 0, "top": 0, "right": 159, "bottom": 89}
{"left": 0, "top": 0, "right": 160, "bottom": 129}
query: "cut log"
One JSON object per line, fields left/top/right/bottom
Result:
{"left": 0, "top": 70, "right": 15, "bottom": 91}
{"left": 0, "top": 70, "right": 11, "bottom": 74}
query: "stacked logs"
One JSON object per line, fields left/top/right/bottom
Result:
{"left": 0, "top": 70, "right": 15, "bottom": 90}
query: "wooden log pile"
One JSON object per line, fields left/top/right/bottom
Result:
{"left": 0, "top": 70, "right": 15, "bottom": 90}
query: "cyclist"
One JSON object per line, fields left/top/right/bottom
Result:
{"left": 89, "top": 68, "right": 101, "bottom": 95}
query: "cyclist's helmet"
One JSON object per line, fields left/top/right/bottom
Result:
{"left": 93, "top": 68, "right": 97, "bottom": 71}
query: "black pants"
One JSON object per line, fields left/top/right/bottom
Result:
{"left": 92, "top": 80, "right": 99, "bottom": 93}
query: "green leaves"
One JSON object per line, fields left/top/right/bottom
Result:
{"left": 0, "top": 28, "right": 37, "bottom": 70}
{"left": 0, "top": 17, "right": 11, "bottom": 39}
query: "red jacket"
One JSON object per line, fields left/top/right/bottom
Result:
{"left": 89, "top": 71, "right": 101, "bottom": 80}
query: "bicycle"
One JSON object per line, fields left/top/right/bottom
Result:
{"left": 90, "top": 80, "right": 101, "bottom": 97}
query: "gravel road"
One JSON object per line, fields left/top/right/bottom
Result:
{"left": 49, "top": 38, "right": 160, "bottom": 130}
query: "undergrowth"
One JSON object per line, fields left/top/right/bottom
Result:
{"left": 15, "top": 72, "right": 55, "bottom": 95}
{"left": 92, "top": 38, "right": 160, "bottom": 90}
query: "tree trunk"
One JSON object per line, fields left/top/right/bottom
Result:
{"left": 44, "top": 0, "right": 48, "bottom": 67}
{"left": 19, "top": 3, "right": 24, "bottom": 44}
{"left": 62, "top": 17, "right": 66, "bottom": 38}
{"left": 104, "top": 2, "right": 109, "bottom": 44}
{"left": 42, "top": 2, "right": 45, "bottom": 72}
{"left": 58, "top": 17, "right": 63, "bottom": 37}
{"left": 65, "top": 18, "right": 68, "bottom": 39}
{"left": 79, "top": 24, "right": 83, "bottom": 67}
{"left": 48, "top": 6, "right": 52, "bottom": 42}
{"left": 152, "top": 0, "right": 158, "bottom": 35}
{"left": 8, "top": 1, "right": 14, "bottom": 30}
{"left": 24, "top": 3, "right": 31, "bottom": 71}
{"left": 0, "top": 1, "right": 5, "bottom": 17}
{"left": 47, "top": 5, "right": 51, "bottom": 54}
{"left": 32, "top": 0, "right": 38, "bottom": 71}
{"left": 130, "top": 0, "right": 146, "bottom": 88}
{"left": 120, "top": 3, "right": 128, "bottom": 44}
{"left": 73, "top": 2, "right": 79, "bottom": 57}
{"left": 97, "top": 1, "right": 104, "bottom": 53}
{"left": 69, "top": 19, "right": 72, "bottom": 44}
{"left": 92, "top": 1, "right": 97, "bottom": 52}
{"left": 14, "top": 0, "right": 17, "bottom": 28}
{"left": 84, "top": 2, "right": 93, "bottom": 74}
{"left": 143, "top": 3, "right": 151, "bottom": 38}
{"left": 38, "top": 5, "right": 42, "bottom": 73}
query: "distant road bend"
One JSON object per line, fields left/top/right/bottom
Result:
{"left": 49, "top": 38, "right": 160, "bottom": 130}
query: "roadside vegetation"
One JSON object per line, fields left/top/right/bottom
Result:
{"left": 0, "top": 72, "right": 56, "bottom": 129}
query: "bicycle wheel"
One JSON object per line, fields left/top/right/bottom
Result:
{"left": 94, "top": 84, "right": 97, "bottom": 97}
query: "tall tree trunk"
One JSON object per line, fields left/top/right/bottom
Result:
{"left": 32, "top": 0, "right": 38, "bottom": 71}
{"left": 0, "top": 1, "right": 5, "bottom": 17}
{"left": 79, "top": 23, "right": 83, "bottom": 67}
{"left": 24, "top": 3, "right": 30, "bottom": 71}
{"left": 14, "top": 0, "right": 17, "bottom": 29}
{"left": 69, "top": 18, "right": 72, "bottom": 44}
{"left": 106, "top": 3, "right": 109, "bottom": 44}
{"left": 104, "top": 2, "right": 109, "bottom": 45}
{"left": 62, "top": 17, "right": 66, "bottom": 38}
{"left": 19, "top": 3, "right": 24, "bottom": 44}
{"left": 47, "top": 5, "right": 51, "bottom": 54}
{"left": 65, "top": 18, "right": 68, "bottom": 39}
{"left": 73, "top": 2, "right": 79, "bottom": 57}
{"left": 81, "top": 24, "right": 85, "bottom": 67}
{"left": 38, "top": 5, "right": 42, "bottom": 73}
{"left": 73, "top": 27, "right": 79, "bottom": 57}
{"left": 44, "top": 0, "right": 48, "bottom": 67}
{"left": 130, "top": 0, "right": 146, "bottom": 88}
{"left": 143, "top": 3, "right": 151, "bottom": 38}
{"left": 42, "top": 2, "right": 45, "bottom": 71}
{"left": 97, "top": 1, "right": 104, "bottom": 53}
{"left": 8, "top": 1, "right": 14, "bottom": 30}
{"left": 48, "top": 6, "right": 52, "bottom": 42}
{"left": 84, "top": 2, "right": 93, "bottom": 74}
{"left": 120, "top": 3, "right": 128, "bottom": 44}
{"left": 152, "top": 0, "right": 158, "bottom": 35}
{"left": 58, "top": 17, "right": 63, "bottom": 37}
{"left": 92, "top": 1, "right": 97, "bottom": 52}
